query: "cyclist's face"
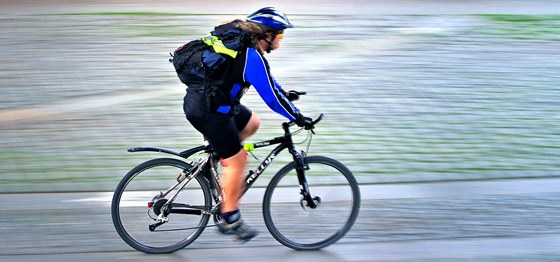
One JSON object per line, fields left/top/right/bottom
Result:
{"left": 271, "top": 31, "right": 284, "bottom": 50}
{"left": 262, "top": 31, "right": 284, "bottom": 51}
{"left": 270, "top": 30, "right": 284, "bottom": 50}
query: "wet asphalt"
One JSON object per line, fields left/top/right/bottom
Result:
{"left": 1, "top": 178, "right": 559, "bottom": 261}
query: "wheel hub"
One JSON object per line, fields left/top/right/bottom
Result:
{"left": 300, "top": 196, "right": 321, "bottom": 210}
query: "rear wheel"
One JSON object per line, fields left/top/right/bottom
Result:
{"left": 111, "top": 158, "right": 212, "bottom": 254}
{"left": 263, "top": 156, "right": 360, "bottom": 250}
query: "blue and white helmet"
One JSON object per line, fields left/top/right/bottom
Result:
{"left": 247, "top": 7, "right": 295, "bottom": 31}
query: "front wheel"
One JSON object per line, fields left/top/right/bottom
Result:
{"left": 263, "top": 156, "right": 360, "bottom": 250}
{"left": 111, "top": 158, "right": 212, "bottom": 254}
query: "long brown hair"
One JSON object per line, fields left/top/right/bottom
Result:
{"left": 225, "top": 19, "right": 268, "bottom": 54}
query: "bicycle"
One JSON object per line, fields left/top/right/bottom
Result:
{"left": 111, "top": 113, "right": 361, "bottom": 253}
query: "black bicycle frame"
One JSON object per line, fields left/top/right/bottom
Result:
{"left": 128, "top": 120, "right": 319, "bottom": 210}
{"left": 241, "top": 136, "right": 288, "bottom": 192}
{"left": 235, "top": 122, "right": 316, "bottom": 208}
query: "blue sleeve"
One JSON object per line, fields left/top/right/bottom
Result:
{"left": 243, "top": 48, "right": 299, "bottom": 121}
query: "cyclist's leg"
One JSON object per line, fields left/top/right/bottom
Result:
{"left": 240, "top": 113, "right": 260, "bottom": 141}
{"left": 220, "top": 149, "right": 246, "bottom": 212}
{"left": 218, "top": 149, "right": 259, "bottom": 240}
{"left": 215, "top": 105, "right": 259, "bottom": 240}
{"left": 224, "top": 105, "right": 259, "bottom": 208}
{"left": 187, "top": 102, "right": 258, "bottom": 240}
{"left": 186, "top": 106, "right": 245, "bottom": 212}
{"left": 235, "top": 105, "right": 260, "bottom": 141}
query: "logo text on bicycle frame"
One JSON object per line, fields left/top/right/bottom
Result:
{"left": 254, "top": 141, "right": 270, "bottom": 147}
{"left": 246, "top": 153, "right": 276, "bottom": 184}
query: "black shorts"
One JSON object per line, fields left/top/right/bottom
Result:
{"left": 184, "top": 92, "right": 252, "bottom": 159}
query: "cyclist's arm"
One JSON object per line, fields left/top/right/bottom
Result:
{"left": 243, "top": 48, "right": 299, "bottom": 121}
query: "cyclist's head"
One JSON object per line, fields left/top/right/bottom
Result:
{"left": 247, "top": 7, "right": 294, "bottom": 33}
{"left": 245, "top": 7, "right": 293, "bottom": 53}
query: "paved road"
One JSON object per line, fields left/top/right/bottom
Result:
{"left": 1, "top": 178, "right": 559, "bottom": 261}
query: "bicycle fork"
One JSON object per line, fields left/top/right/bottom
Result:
{"left": 293, "top": 150, "right": 321, "bottom": 209}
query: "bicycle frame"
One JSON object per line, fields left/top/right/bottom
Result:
{"left": 128, "top": 116, "right": 323, "bottom": 217}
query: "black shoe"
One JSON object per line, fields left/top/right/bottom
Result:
{"left": 216, "top": 219, "right": 259, "bottom": 242}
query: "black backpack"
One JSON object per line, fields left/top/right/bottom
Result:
{"left": 170, "top": 40, "right": 227, "bottom": 95}
{"left": 170, "top": 21, "right": 251, "bottom": 95}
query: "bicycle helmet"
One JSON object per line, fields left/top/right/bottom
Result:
{"left": 247, "top": 7, "right": 295, "bottom": 31}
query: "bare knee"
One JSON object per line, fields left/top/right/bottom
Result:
{"left": 241, "top": 113, "right": 260, "bottom": 141}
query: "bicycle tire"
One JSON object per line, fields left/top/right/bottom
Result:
{"left": 263, "top": 156, "right": 360, "bottom": 250}
{"left": 112, "top": 158, "right": 212, "bottom": 254}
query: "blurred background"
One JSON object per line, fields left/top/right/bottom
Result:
{"left": 1, "top": 0, "right": 558, "bottom": 193}
{"left": 1, "top": 0, "right": 559, "bottom": 259}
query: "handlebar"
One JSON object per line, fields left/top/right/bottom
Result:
{"left": 312, "top": 113, "right": 324, "bottom": 125}
{"left": 285, "top": 113, "right": 324, "bottom": 129}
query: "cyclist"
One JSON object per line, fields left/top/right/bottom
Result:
{"left": 181, "top": 7, "right": 314, "bottom": 242}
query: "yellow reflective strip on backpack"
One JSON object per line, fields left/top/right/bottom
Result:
{"left": 201, "top": 34, "right": 215, "bottom": 46}
{"left": 201, "top": 34, "right": 238, "bottom": 58}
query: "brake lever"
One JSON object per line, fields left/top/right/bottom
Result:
{"left": 308, "top": 113, "right": 323, "bottom": 134}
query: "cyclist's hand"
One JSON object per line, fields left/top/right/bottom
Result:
{"left": 284, "top": 90, "right": 306, "bottom": 101}
{"left": 295, "top": 113, "right": 314, "bottom": 130}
